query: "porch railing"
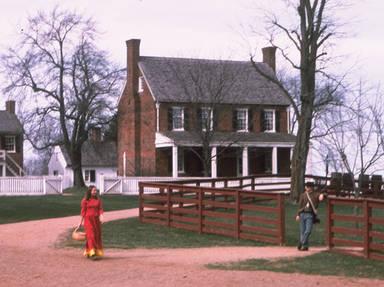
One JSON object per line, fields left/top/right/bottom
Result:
{"left": 0, "top": 150, "right": 25, "bottom": 176}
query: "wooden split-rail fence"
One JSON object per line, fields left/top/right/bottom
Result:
{"left": 138, "top": 174, "right": 293, "bottom": 246}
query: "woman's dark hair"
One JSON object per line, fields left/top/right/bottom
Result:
{"left": 85, "top": 185, "right": 98, "bottom": 200}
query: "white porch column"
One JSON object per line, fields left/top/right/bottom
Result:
{"left": 242, "top": 146, "right": 248, "bottom": 176}
{"left": 172, "top": 145, "right": 178, "bottom": 178}
{"left": 156, "top": 102, "right": 160, "bottom": 132}
{"left": 272, "top": 147, "right": 278, "bottom": 174}
{"left": 211, "top": 147, "right": 217, "bottom": 178}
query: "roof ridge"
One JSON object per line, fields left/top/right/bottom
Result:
{"left": 139, "top": 55, "right": 263, "bottom": 65}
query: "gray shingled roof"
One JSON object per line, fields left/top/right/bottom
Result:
{"left": 61, "top": 141, "right": 116, "bottom": 167}
{"left": 138, "top": 56, "right": 290, "bottom": 106}
{"left": 0, "top": 111, "right": 23, "bottom": 134}
{"left": 161, "top": 131, "right": 296, "bottom": 146}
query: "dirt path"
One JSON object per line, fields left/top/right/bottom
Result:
{"left": 0, "top": 209, "right": 382, "bottom": 287}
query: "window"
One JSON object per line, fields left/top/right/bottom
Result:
{"left": 84, "top": 170, "right": 96, "bottom": 183}
{"left": 236, "top": 109, "right": 248, "bottom": 131}
{"left": 4, "top": 136, "right": 16, "bottom": 152}
{"left": 53, "top": 170, "right": 59, "bottom": 176}
{"left": 263, "top": 110, "right": 275, "bottom": 132}
{"left": 138, "top": 76, "right": 144, "bottom": 93}
{"left": 172, "top": 107, "right": 184, "bottom": 130}
{"left": 200, "top": 107, "right": 213, "bottom": 131}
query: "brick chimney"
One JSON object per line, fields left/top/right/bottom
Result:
{"left": 117, "top": 39, "right": 142, "bottom": 176}
{"left": 262, "top": 46, "right": 277, "bottom": 72}
{"left": 5, "top": 100, "right": 15, "bottom": 114}
{"left": 89, "top": 127, "right": 102, "bottom": 142}
{"left": 126, "top": 39, "right": 141, "bottom": 93}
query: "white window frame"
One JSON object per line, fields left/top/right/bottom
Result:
{"left": 138, "top": 76, "right": 144, "bottom": 93}
{"left": 263, "top": 109, "right": 275, "bottom": 132}
{"left": 172, "top": 107, "right": 184, "bottom": 131}
{"left": 4, "top": 136, "right": 16, "bottom": 153}
{"left": 201, "top": 107, "right": 213, "bottom": 131}
{"left": 236, "top": 108, "right": 248, "bottom": 132}
{"left": 177, "top": 148, "right": 185, "bottom": 173}
{"left": 84, "top": 169, "right": 96, "bottom": 183}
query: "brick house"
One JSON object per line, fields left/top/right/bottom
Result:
{"left": 117, "top": 39, "right": 296, "bottom": 178}
{"left": 0, "top": 100, "right": 24, "bottom": 176}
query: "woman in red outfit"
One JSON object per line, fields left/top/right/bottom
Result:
{"left": 77, "top": 185, "right": 104, "bottom": 259}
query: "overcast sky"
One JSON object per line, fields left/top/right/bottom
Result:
{"left": 0, "top": 0, "right": 382, "bottom": 106}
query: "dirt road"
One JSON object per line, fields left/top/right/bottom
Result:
{"left": 0, "top": 209, "right": 382, "bottom": 287}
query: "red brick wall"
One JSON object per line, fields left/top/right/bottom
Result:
{"left": 139, "top": 82, "right": 157, "bottom": 175}
{"left": 117, "top": 40, "right": 141, "bottom": 176}
{"left": 216, "top": 105, "right": 233, "bottom": 132}
{"left": 279, "top": 108, "right": 288, "bottom": 133}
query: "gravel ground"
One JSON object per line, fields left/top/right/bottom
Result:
{"left": 0, "top": 208, "right": 382, "bottom": 287}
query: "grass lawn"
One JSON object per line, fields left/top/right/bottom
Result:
{"left": 63, "top": 217, "right": 266, "bottom": 249}
{"left": 207, "top": 251, "right": 384, "bottom": 280}
{"left": 0, "top": 187, "right": 138, "bottom": 224}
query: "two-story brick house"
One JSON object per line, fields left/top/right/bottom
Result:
{"left": 0, "top": 100, "right": 24, "bottom": 176}
{"left": 118, "top": 39, "right": 296, "bottom": 178}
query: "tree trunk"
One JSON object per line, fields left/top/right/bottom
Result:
{"left": 290, "top": 112, "right": 312, "bottom": 201}
{"left": 290, "top": 55, "right": 316, "bottom": 201}
{"left": 71, "top": 147, "right": 85, "bottom": 187}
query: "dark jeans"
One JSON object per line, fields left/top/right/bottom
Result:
{"left": 299, "top": 212, "right": 314, "bottom": 248}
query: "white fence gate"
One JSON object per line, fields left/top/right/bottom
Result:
{"left": 0, "top": 176, "right": 63, "bottom": 196}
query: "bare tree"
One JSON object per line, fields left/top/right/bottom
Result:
{"left": 250, "top": 0, "right": 346, "bottom": 201}
{"left": 319, "top": 82, "right": 384, "bottom": 197}
{"left": 1, "top": 7, "right": 124, "bottom": 186}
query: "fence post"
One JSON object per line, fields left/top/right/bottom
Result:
{"left": 100, "top": 175, "right": 104, "bottom": 195}
{"left": 326, "top": 197, "right": 333, "bottom": 249}
{"left": 198, "top": 188, "right": 203, "bottom": 234}
{"left": 363, "top": 200, "right": 370, "bottom": 258}
{"left": 139, "top": 183, "right": 144, "bottom": 223}
{"left": 43, "top": 176, "right": 47, "bottom": 195}
{"left": 167, "top": 186, "right": 172, "bottom": 227}
{"left": 235, "top": 190, "right": 240, "bottom": 239}
{"left": 277, "top": 193, "right": 285, "bottom": 245}
{"left": 251, "top": 177, "right": 255, "bottom": 191}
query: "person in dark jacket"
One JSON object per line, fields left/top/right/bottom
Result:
{"left": 295, "top": 181, "right": 324, "bottom": 251}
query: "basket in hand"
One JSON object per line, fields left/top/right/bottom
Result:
{"left": 72, "top": 226, "right": 86, "bottom": 241}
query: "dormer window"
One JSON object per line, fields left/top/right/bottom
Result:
{"left": 4, "top": 136, "right": 16, "bottom": 153}
{"left": 235, "top": 109, "right": 248, "bottom": 132}
{"left": 200, "top": 107, "right": 213, "bottom": 131}
{"left": 138, "top": 76, "right": 144, "bottom": 93}
{"left": 262, "top": 109, "right": 275, "bottom": 132}
{"left": 172, "top": 107, "right": 184, "bottom": 130}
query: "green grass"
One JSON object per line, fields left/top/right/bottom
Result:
{"left": 62, "top": 216, "right": 265, "bottom": 249}
{"left": 207, "top": 251, "right": 384, "bottom": 279}
{"left": 0, "top": 187, "right": 138, "bottom": 224}
{"left": 284, "top": 200, "right": 326, "bottom": 246}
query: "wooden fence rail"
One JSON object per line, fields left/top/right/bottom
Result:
{"left": 327, "top": 196, "right": 384, "bottom": 261}
{"left": 139, "top": 182, "right": 285, "bottom": 245}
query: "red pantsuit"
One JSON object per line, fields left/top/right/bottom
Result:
{"left": 81, "top": 197, "right": 104, "bottom": 257}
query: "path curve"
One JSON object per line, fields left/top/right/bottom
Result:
{"left": 0, "top": 209, "right": 382, "bottom": 287}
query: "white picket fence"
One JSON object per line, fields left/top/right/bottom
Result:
{"left": 99, "top": 176, "right": 291, "bottom": 195}
{"left": 0, "top": 176, "right": 63, "bottom": 196}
